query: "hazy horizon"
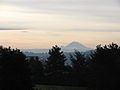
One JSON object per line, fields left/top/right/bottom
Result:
{"left": 0, "top": 0, "right": 120, "bottom": 49}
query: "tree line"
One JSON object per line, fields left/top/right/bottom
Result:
{"left": 0, "top": 43, "right": 120, "bottom": 90}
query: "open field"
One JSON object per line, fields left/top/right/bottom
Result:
{"left": 34, "top": 85, "right": 87, "bottom": 90}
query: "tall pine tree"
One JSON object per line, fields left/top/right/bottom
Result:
{"left": 45, "top": 45, "right": 66, "bottom": 84}
{"left": 70, "top": 50, "right": 87, "bottom": 86}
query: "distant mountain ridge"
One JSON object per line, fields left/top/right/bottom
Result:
{"left": 21, "top": 41, "right": 92, "bottom": 53}
{"left": 62, "top": 41, "right": 91, "bottom": 52}
{"left": 66, "top": 41, "right": 86, "bottom": 48}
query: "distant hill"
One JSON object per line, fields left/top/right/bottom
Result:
{"left": 21, "top": 49, "right": 49, "bottom": 53}
{"left": 22, "top": 42, "right": 93, "bottom": 64}
{"left": 62, "top": 41, "right": 92, "bottom": 52}
{"left": 21, "top": 41, "right": 92, "bottom": 53}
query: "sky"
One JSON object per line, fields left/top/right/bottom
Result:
{"left": 0, "top": 0, "right": 120, "bottom": 49}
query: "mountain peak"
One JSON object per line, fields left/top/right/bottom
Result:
{"left": 62, "top": 41, "right": 91, "bottom": 52}
{"left": 66, "top": 41, "right": 86, "bottom": 48}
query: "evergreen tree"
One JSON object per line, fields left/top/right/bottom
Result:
{"left": 0, "top": 46, "right": 33, "bottom": 90}
{"left": 71, "top": 50, "right": 86, "bottom": 72}
{"left": 88, "top": 43, "right": 120, "bottom": 90}
{"left": 46, "top": 45, "right": 66, "bottom": 84}
{"left": 47, "top": 45, "right": 66, "bottom": 72}
{"left": 70, "top": 50, "right": 87, "bottom": 86}
{"left": 28, "top": 56, "right": 44, "bottom": 85}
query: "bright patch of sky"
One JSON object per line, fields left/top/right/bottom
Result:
{"left": 0, "top": 0, "right": 120, "bottom": 49}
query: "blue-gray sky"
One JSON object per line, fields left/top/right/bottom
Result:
{"left": 0, "top": 0, "right": 120, "bottom": 49}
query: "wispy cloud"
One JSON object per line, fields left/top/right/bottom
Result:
{"left": 1, "top": 0, "right": 120, "bottom": 32}
{"left": 68, "top": 29, "right": 120, "bottom": 32}
{"left": 0, "top": 28, "right": 26, "bottom": 30}
{"left": 0, "top": 0, "right": 120, "bottom": 49}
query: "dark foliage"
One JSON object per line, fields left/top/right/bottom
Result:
{"left": 0, "top": 46, "right": 33, "bottom": 90}
{"left": 28, "top": 56, "right": 44, "bottom": 85}
{"left": 70, "top": 50, "right": 87, "bottom": 86}
{"left": 1, "top": 43, "right": 120, "bottom": 89}
{"left": 88, "top": 43, "right": 120, "bottom": 90}
{"left": 45, "top": 45, "right": 66, "bottom": 84}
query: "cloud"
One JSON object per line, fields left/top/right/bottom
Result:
{"left": 45, "top": 32, "right": 63, "bottom": 37}
{"left": 68, "top": 29, "right": 120, "bottom": 32}
{"left": 21, "top": 31, "right": 29, "bottom": 33}
{"left": 0, "top": 28, "right": 26, "bottom": 30}
{"left": 1, "top": 0, "right": 120, "bottom": 23}
{"left": 1, "top": 0, "right": 120, "bottom": 32}
{"left": 2, "top": 0, "right": 120, "bottom": 14}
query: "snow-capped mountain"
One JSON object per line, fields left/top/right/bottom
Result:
{"left": 62, "top": 41, "right": 91, "bottom": 52}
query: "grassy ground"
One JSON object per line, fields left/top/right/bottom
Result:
{"left": 34, "top": 85, "right": 87, "bottom": 90}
